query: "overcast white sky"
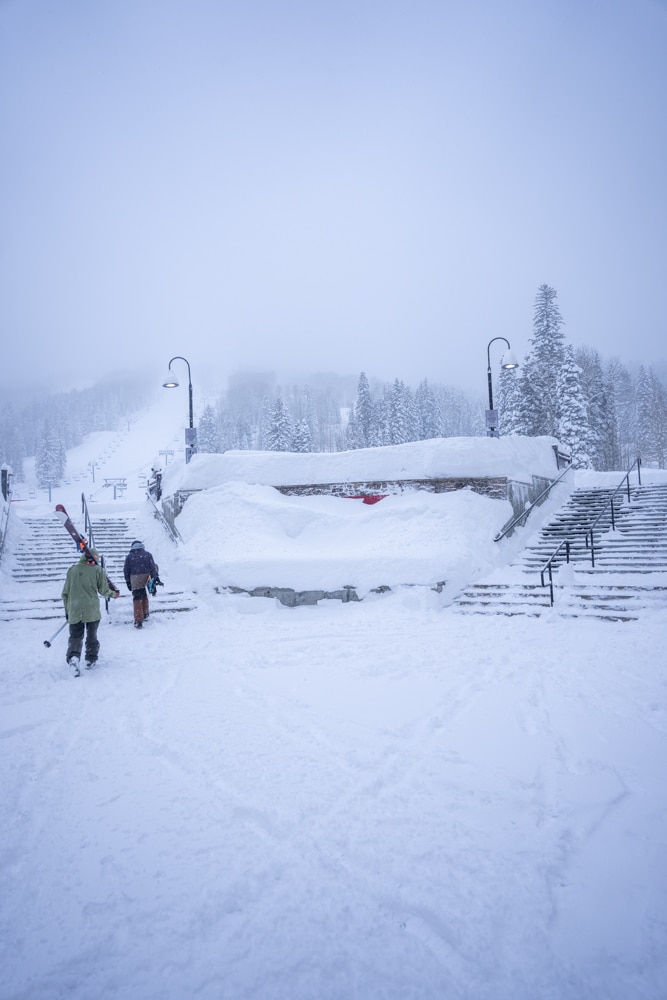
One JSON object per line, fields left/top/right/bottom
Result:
{"left": 1, "top": 0, "right": 666, "bottom": 397}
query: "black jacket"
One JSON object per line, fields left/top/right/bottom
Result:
{"left": 123, "top": 548, "right": 158, "bottom": 589}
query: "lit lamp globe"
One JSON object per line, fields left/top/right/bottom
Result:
{"left": 500, "top": 350, "right": 519, "bottom": 370}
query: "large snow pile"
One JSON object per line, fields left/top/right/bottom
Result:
{"left": 167, "top": 436, "right": 559, "bottom": 594}
{"left": 175, "top": 482, "right": 514, "bottom": 595}
{"left": 161, "top": 435, "right": 561, "bottom": 492}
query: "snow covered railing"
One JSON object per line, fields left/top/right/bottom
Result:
{"left": 584, "top": 457, "right": 642, "bottom": 568}
{"left": 80, "top": 493, "right": 98, "bottom": 551}
{"left": 495, "top": 464, "right": 573, "bottom": 542}
{"left": 146, "top": 492, "right": 182, "bottom": 545}
{"left": 539, "top": 457, "right": 643, "bottom": 605}
{"left": 540, "top": 540, "right": 572, "bottom": 607}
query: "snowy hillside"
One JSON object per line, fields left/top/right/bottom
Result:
{"left": 1, "top": 405, "right": 666, "bottom": 1000}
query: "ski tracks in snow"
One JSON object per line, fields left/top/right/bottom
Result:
{"left": 2, "top": 596, "right": 666, "bottom": 998}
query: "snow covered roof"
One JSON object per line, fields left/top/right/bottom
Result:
{"left": 160, "top": 435, "right": 561, "bottom": 494}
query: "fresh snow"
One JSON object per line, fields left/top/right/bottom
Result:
{"left": 1, "top": 395, "right": 666, "bottom": 1000}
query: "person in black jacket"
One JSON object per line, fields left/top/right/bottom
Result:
{"left": 123, "top": 540, "right": 159, "bottom": 628}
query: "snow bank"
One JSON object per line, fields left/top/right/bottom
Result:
{"left": 166, "top": 437, "right": 561, "bottom": 594}
{"left": 161, "top": 435, "right": 561, "bottom": 494}
{"left": 176, "top": 482, "right": 513, "bottom": 594}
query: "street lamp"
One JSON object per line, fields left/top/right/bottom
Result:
{"left": 486, "top": 337, "right": 519, "bottom": 438}
{"left": 162, "top": 355, "right": 198, "bottom": 463}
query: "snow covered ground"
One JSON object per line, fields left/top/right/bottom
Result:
{"left": 1, "top": 408, "right": 666, "bottom": 999}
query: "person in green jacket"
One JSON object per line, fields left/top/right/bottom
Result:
{"left": 61, "top": 548, "right": 120, "bottom": 675}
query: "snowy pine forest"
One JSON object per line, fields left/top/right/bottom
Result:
{"left": 2, "top": 285, "right": 666, "bottom": 483}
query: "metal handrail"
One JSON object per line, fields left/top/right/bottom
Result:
{"left": 540, "top": 540, "right": 571, "bottom": 607}
{"left": 146, "top": 492, "right": 182, "bottom": 544}
{"left": 80, "top": 492, "right": 114, "bottom": 612}
{"left": 81, "top": 492, "right": 97, "bottom": 550}
{"left": 585, "top": 457, "right": 642, "bottom": 568}
{"left": 494, "top": 463, "right": 573, "bottom": 542}
{"left": 539, "top": 456, "right": 642, "bottom": 605}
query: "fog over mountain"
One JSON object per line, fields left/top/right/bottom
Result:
{"left": 2, "top": 0, "right": 666, "bottom": 394}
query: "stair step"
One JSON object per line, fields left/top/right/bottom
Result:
{"left": 2, "top": 508, "right": 197, "bottom": 623}
{"left": 454, "top": 483, "right": 667, "bottom": 620}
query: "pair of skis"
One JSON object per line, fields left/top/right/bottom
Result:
{"left": 55, "top": 504, "right": 120, "bottom": 596}
{"left": 44, "top": 504, "right": 121, "bottom": 654}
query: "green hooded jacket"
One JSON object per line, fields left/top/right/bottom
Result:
{"left": 62, "top": 552, "right": 116, "bottom": 624}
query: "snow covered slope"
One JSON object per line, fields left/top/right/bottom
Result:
{"left": 1, "top": 402, "right": 666, "bottom": 1000}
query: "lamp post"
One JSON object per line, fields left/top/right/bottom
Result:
{"left": 162, "top": 356, "right": 197, "bottom": 463}
{"left": 486, "top": 337, "right": 519, "bottom": 438}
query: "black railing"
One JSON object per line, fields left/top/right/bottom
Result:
{"left": 81, "top": 492, "right": 113, "bottom": 612}
{"left": 585, "top": 457, "right": 642, "bottom": 568}
{"left": 539, "top": 457, "right": 642, "bottom": 605}
{"left": 540, "top": 540, "right": 571, "bottom": 607}
{"left": 81, "top": 492, "right": 97, "bottom": 550}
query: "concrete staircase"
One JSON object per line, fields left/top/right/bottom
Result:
{"left": 452, "top": 483, "right": 667, "bottom": 621}
{"left": 519, "top": 482, "right": 667, "bottom": 573}
{"left": 1, "top": 507, "right": 196, "bottom": 622}
{"left": 9, "top": 512, "right": 140, "bottom": 586}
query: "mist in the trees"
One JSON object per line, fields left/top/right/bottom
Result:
{"left": 2, "top": 297, "right": 666, "bottom": 474}
{"left": 498, "top": 285, "right": 667, "bottom": 471}
{"left": 0, "top": 377, "right": 147, "bottom": 483}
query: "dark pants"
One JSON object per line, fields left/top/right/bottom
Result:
{"left": 66, "top": 620, "right": 100, "bottom": 663}
{"left": 132, "top": 588, "right": 150, "bottom": 624}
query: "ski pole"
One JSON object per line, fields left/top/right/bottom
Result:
{"left": 44, "top": 621, "right": 68, "bottom": 648}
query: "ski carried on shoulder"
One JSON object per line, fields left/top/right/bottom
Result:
{"left": 54, "top": 504, "right": 120, "bottom": 594}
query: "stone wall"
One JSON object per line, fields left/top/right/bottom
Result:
{"left": 275, "top": 477, "right": 510, "bottom": 501}
{"left": 168, "top": 475, "right": 552, "bottom": 521}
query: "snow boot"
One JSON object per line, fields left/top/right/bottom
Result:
{"left": 85, "top": 659, "right": 97, "bottom": 670}
{"left": 68, "top": 657, "right": 81, "bottom": 677}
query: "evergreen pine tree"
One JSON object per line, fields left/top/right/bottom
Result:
{"left": 387, "top": 380, "right": 409, "bottom": 445}
{"left": 354, "top": 372, "right": 374, "bottom": 447}
{"left": 415, "top": 379, "right": 441, "bottom": 439}
{"left": 197, "top": 404, "right": 220, "bottom": 453}
{"left": 575, "top": 348, "right": 607, "bottom": 469}
{"left": 635, "top": 366, "right": 653, "bottom": 464}
{"left": 637, "top": 367, "right": 667, "bottom": 468}
{"left": 557, "top": 346, "right": 594, "bottom": 468}
{"left": 599, "top": 368, "right": 621, "bottom": 471}
{"left": 299, "top": 386, "right": 318, "bottom": 452}
{"left": 607, "top": 358, "right": 636, "bottom": 468}
{"left": 266, "top": 397, "right": 293, "bottom": 452}
{"left": 35, "top": 422, "right": 66, "bottom": 488}
{"left": 651, "top": 372, "right": 667, "bottom": 468}
{"left": 292, "top": 417, "right": 312, "bottom": 453}
{"left": 521, "top": 284, "right": 566, "bottom": 436}
{"left": 374, "top": 388, "right": 391, "bottom": 446}
{"left": 345, "top": 405, "right": 364, "bottom": 450}
{"left": 498, "top": 367, "right": 524, "bottom": 435}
